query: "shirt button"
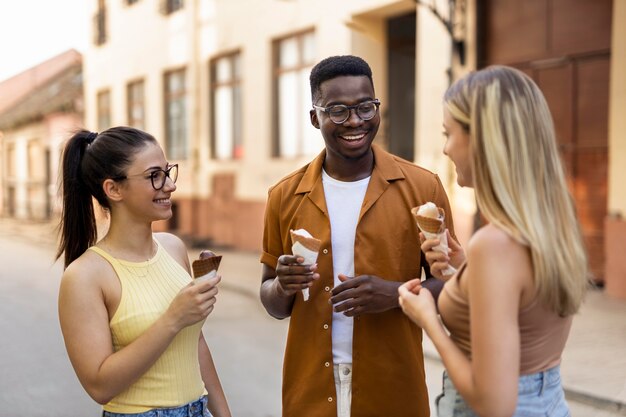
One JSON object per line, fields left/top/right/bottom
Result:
{"left": 325, "top": 362, "right": 330, "bottom": 367}
{"left": 323, "top": 324, "right": 329, "bottom": 330}
{"left": 328, "top": 397, "right": 333, "bottom": 402}
{"left": 322, "top": 248, "right": 329, "bottom": 254}
{"left": 325, "top": 286, "right": 330, "bottom": 292}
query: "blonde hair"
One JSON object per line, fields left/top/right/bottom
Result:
{"left": 444, "top": 66, "right": 588, "bottom": 316}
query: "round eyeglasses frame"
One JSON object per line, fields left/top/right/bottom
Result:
{"left": 313, "top": 99, "right": 381, "bottom": 124}
{"left": 114, "top": 164, "right": 178, "bottom": 190}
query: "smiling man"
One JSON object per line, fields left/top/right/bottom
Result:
{"left": 260, "top": 55, "right": 457, "bottom": 417}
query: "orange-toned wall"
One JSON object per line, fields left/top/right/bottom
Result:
{"left": 605, "top": 218, "right": 626, "bottom": 299}
{"left": 605, "top": 0, "right": 626, "bottom": 299}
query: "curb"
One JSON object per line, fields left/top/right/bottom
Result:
{"left": 423, "top": 351, "right": 626, "bottom": 414}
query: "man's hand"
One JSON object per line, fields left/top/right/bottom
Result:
{"left": 330, "top": 274, "right": 401, "bottom": 317}
{"left": 274, "top": 254, "right": 319, "bottom": 297}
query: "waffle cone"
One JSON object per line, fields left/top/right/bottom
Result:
{"left": 411, "top": 206, "right": 445, "bottom": 234}
{"left": 192, "top": 255, "right": 222, "bottom": 278}
{"left": 290, "top": 230, "right": 321, "bottom": 253}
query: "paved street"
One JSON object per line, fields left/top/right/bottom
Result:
{"left": 0, "top": 220, "right": 625, "bottom": 416}
{"left": 0, "top": 229, "right": 440, "bottom": 417}
{"left": 0, "top": 229, "right": 288, "bottom": 417}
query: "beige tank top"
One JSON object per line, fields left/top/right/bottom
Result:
{"left": 89, "top": 240, "right": 206, "bottom": 413}
{"left": 438, "top": 263, "right": 572, "bottom": 375}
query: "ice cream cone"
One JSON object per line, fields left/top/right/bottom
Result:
{"left": 410, "top": 204, "right": 456, "bottom": 276}
{"left": 411, "top": 206, "right": 445, "bottom": 234}
{"left": 192, "top": 255, "right": 222, "bottom": 279}
{"left": 289, "top": 230, "right": 321, "bottom": 253}
{"left": 290, "top": 229, "right": 321, "bottom": 301}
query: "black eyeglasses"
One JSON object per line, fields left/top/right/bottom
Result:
{"left": 313, "top": 99, "right": 380, "bottom": 124}
{"left": 114, "top": 164, "right": 178, "bottom": 190}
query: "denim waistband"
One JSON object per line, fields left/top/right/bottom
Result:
{"left": 518, "top": 365, "right": 562, "bottom": 395}
{"left": 102, "top": 395, "right": 208, "bottom": 417}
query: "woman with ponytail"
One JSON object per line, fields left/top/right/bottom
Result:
{"left": 399, "top": 67, "right": 588, "bottom": 417}
{"left": 56, "top": 127, "right": 231, "bottom": 417}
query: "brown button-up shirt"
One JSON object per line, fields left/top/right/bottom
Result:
{"left": 261, "top": 145, "right": 456, "bottom": 417}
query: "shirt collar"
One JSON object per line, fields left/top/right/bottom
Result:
{"left": 294, "top": 144, "right": 405, "bottom": 195}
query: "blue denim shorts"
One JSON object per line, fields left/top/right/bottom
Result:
{"left": 435, "top": 366, "right": 571, "bottom": 417}
{"left": 102, "top": 396, "right": 212, "bottom": 417}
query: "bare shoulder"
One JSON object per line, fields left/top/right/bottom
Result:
{"left": 154, "top": 232, "right": 189, "bottom": 268}
{"left": 154, "top": 232, "right": 186, "bottom": 252}
{"left": 61, "top": 250, "right": 115, "bottom": 294}
{"left": 466, "top": 224, "right": 532, "bottom": 287}
{"left": 468, "top": 224, "right": 527, "bottom": 260}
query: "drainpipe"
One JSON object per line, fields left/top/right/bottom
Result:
{"left": 190, "top": 0, "right": 201, "bottom": 245}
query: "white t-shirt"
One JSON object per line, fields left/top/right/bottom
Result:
{"left": 322, "top": 169, "right": 370, "bottom": 365}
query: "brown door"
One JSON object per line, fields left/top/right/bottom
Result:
{"left": 479, "top": 0, "right": 612, "bottom": 282}
{"left": 387, "top": 12, "right": 416, "bottom": 161}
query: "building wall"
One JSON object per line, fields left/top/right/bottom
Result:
{"left": 0, "top": 112, "right": 81, "bottom": 220}
{"left": 78, "top": 0, "right": 626, "bottom": 294}
{"left": 84, "top": 0, "right": 462, "bottom": 251}
{"left": 606, "top": 0, "right": 626, "bottom": 299}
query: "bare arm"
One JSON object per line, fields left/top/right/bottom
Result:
{"left": 260, "top": 255, "right": 318, "bottom": 319}
{"left": 402, "top": 226, "right": 527, "bottom": 417}
{"left": 59, "top": 259, "right": 219, "bottom": 404}
{"left": 198, "top": 333, "right": 231, "bottom": 417}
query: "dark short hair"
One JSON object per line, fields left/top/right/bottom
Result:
{"left": 309, "top": 55, "right": 374, "bottom": 103}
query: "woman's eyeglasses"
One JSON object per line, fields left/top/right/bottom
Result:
{"left": 114, "top": 164, "right": 178, "bottom": 190}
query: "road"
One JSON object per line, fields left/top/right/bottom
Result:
{"left": 0, "top": 231, "right": 287, "bottom": 417}
{"left": 0, "top": 226, "right": 622, "bottom": 416}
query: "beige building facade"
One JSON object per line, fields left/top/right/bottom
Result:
{"left": 84, "top": 0, "right": 472, "bottom": 250}
{"left": 0, "top": 50, "right": 83, "bottom": 220}
{"left": 82, "top": 0, "right": 626, "bottom": 296}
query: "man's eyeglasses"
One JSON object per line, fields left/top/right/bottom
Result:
{"left": 114, "top": 164, "right": 178, "bottom": 190}
{"left": 313, "top": 99, "right": 380, "bottom": 124}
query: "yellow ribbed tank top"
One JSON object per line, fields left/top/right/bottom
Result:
{"left": 89, "top": 240, "right": 206, "bottom": 413}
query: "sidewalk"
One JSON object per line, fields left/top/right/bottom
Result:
{"left": 3, "top": 217, "right": 626, "bottom": 412}
{"left": 193, "top": 246, "right": 626, "bottom": 413}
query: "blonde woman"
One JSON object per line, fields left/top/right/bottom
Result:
{"left": 399, "top": 66, "right": 588, "bottom": 417}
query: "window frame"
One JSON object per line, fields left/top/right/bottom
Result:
{"left": 96, "top": 89, "right": 112, "bottom": 132}
{"left": 272, "top": 28, "right": 317, "bottom": 158}
{"left": 163, "top": 67, "right": 188, "bottom": 160}
{"left": 93, "top": 0, "right": 107, "bottom": 46}
{"left": 126, "top": 78, "right": 146, "bottom": 130}
{"left": 159, "top": 0, "right": 184, "bottom": 15}
{"left": 209, "top": 50, "right": 243, "bottom": 160}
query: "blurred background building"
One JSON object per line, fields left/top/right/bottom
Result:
{"left": 0, "top": 49, "right": 83, "bottom": 221}
{"left": 1, "top": 0, "right": 624, "bottom": 298}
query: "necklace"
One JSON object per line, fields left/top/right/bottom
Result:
{"left": 99, "top": 238, "right": 157, "bottom": 279}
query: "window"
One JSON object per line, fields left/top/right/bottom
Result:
{"left": 127, "top": 79, "right": 145, "bottom": 130}
{"left": 210, "top": 52, "right": 243, "bottom": 160}
{"left": 6, "top": 143, "right": 16, "bottom": 178}
{"left": 164, "top": 69, "right": 187, "bottom": 159}
{"left": 27, "top": 140, "right": 44, "bottom": 179}
{"left": 273, "top": 30, "right": 319, "bottom": 158}
{"left": 160, "top": 0, "right": 184, "bottom": 14}
{"left": 93, "top": 0, "right": 106, "bottom": 45}
{"left": 97, "top": 90, "right": 111, "bottom": 131}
